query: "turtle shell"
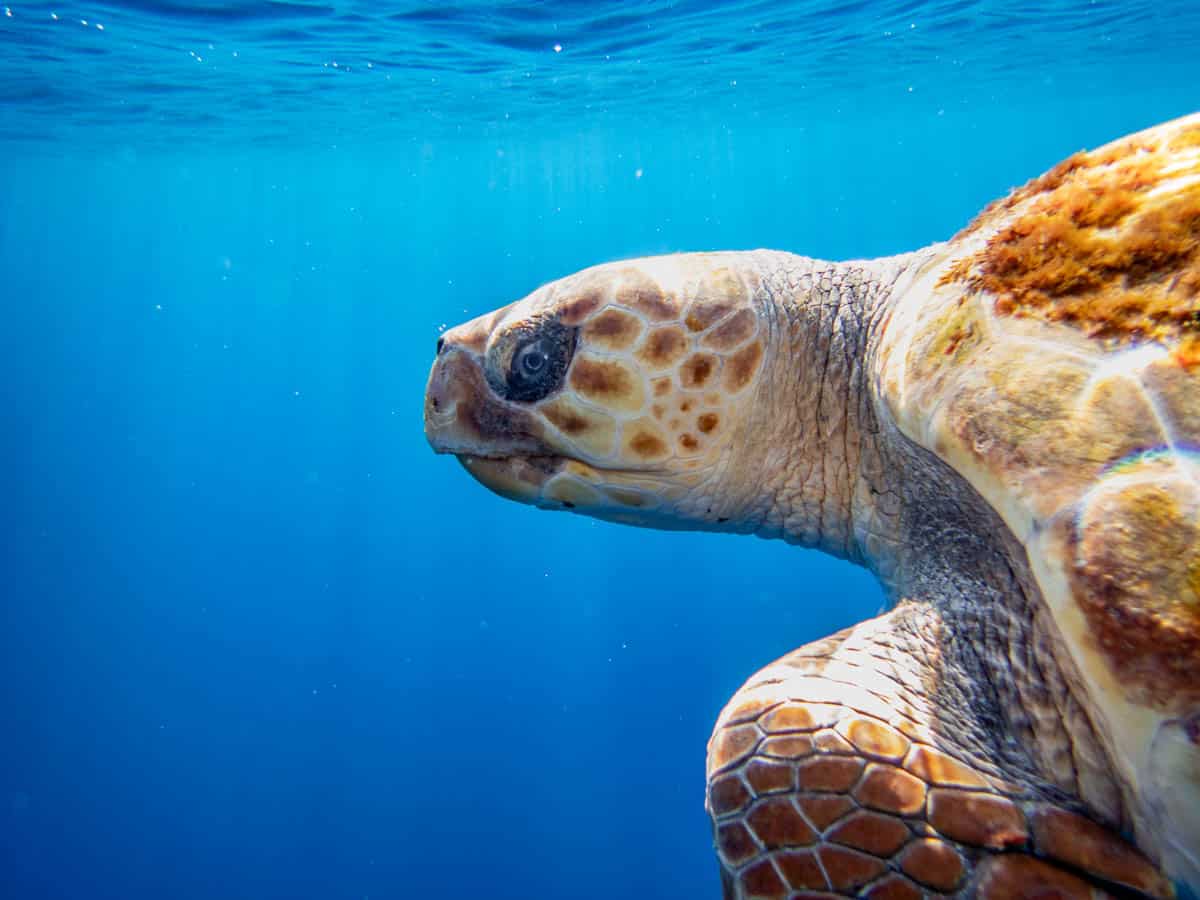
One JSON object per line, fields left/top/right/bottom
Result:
{"left": 875, "top": 112, "right": 1200, "bottom": 882}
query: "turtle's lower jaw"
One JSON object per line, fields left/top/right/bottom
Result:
{"left": 456, "top": 454, "right": 565, "bottom": 505}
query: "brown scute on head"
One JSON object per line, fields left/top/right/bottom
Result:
{"left": 679, "top": 433, "right": 699, "bottom": 451}
{"left": 698, "top": 412, "right": 719, "bottom": 434}
{"left": 687, "top": 266, "right": 745, "bottom": 331}
{"left": 703, "top": 308, "right": 758, "bottom": 351}
{"left": 941, "top": 132, "right": 1200, "bottom": 353}
{"left": 582, "top": 308, "right": 643, "bottom": 350}
{"left": 680, "top": 353, "right": 716, "bottom": 389}
{"left": 685, "top": 294, "right": 739, "bottom": 332}
{"left": 651, "top": 376, "right": 672, "bottom": 397}
{"left": 724, "top": 341, "right": 764, "bottom": 393}
{"left": 615, "top": 268, "right": 677, "bottom": 320}
{"left": 636, "top": 326, "right": 689, "bottom": 369}
{"left": 557, "top": 287, "right": 605, "bottom": 326}
{"left": 568, "top": 356, "right": 643, "bottom": 410}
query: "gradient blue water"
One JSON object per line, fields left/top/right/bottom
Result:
{"left": 0, "top": 2, "right": 1197, "bottom": 898}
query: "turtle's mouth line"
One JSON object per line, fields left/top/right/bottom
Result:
{"left": 454, "top": 452, "right": 642, "bottom": 477}
{"left": 455, "top": 452, "right": 566, "bottom": 473}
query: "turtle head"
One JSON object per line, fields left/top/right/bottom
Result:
{"left": 424, "top": 254, "right": 769, "bottom": 530}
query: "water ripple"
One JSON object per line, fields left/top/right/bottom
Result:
{"left": 0, "top": 0, "right": 1194, "bottom": 146}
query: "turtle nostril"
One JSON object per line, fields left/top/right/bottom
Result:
{"left": 436, "top": 336, "right": 446, "bottom": 356}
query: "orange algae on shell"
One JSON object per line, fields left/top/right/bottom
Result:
{"left": 940, "top": 133, "right": 1200, "bottom": 360}
{"left": 1169, "top": 123, "right": 1200, "bottom": 151}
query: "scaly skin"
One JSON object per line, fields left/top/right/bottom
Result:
{"left": 424, "top": 114, "right": 1200, "bottom": 896}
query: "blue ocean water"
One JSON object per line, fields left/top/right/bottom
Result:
{"left": 0, "top": 2, "right": 1197, "bottom": 898}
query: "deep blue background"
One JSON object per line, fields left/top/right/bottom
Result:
{"left": 1, "top": 2, "right": 1198, "bottom": 898}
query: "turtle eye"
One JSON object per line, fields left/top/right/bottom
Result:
{"left": 515, "top": 341, "right": 549, "bottom": 379}
{"left": 493, "top": 320, "right": 577, "bottom": 403}
{"left": 507, "top": 338, "right": 556, "bottom": 401}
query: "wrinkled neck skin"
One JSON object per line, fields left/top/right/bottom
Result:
{"left": 732, "top": 251, "right": 911, "bottom": 573}
{"left": 728, "top": 250, "right": 1129, "bottom": 834}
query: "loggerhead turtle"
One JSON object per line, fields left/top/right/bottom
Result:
{"left": 423, "top": 113, "right": 1200, "bottom": 898}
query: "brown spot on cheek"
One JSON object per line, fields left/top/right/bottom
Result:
{"left": 681, "top": 353, "right": 716, "bottom": 388}
{"left": 698, "top": 412, "right": 719, "bottom": 434}
{"left": 652, "top": 377, "right": 672, "bottom": 397}
{"left": 724, "top": 341, "right": 763, "bottom": 392}
{"left": 621, "top": 417, "right": 670, "bottom": 462}
{"left": 542, "top": 404, "right": 589, "bottom": 436}
{"left": 631, "top": 432, "right": 665, "bottom": 456}
{"left": 679, "top": 434, "right": 698, "bottom": 451}
{"left": 582, "top": 308, "right": 642, "bottom": 350}
{"left": 569, "top": 357, "right": 640, "bottom": 408}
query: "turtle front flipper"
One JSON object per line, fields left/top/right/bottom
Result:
{"left": 707, "top": 601, "right": 1175, "bottom": 899}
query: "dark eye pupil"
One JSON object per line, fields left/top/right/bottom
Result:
{"left": 519, "top": 345, "right": 547, "bottom": 376}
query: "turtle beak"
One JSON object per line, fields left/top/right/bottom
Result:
{"left": 424, "top": 311, "right": 528, "bottom": 456}
{"left": 424, "top": 324, "right": 564, "bottom": 505}
{"left": 423, "top": 341, "right": 482, "bottom": 454}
